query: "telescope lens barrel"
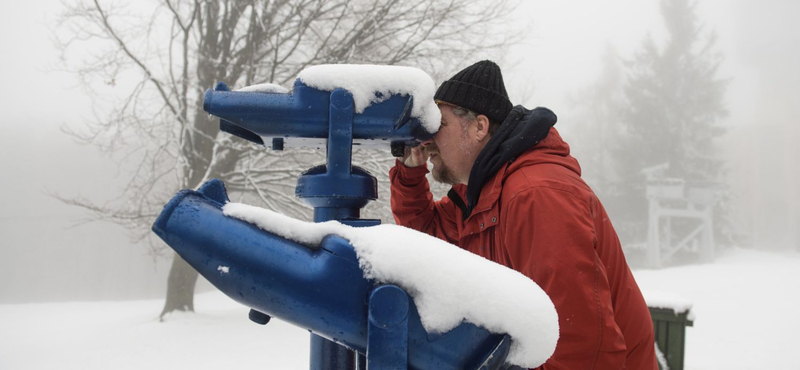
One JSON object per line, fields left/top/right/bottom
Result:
{"left": 204, "top": 81, "right": 433, "bottom": 151}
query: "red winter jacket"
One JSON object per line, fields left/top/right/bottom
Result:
{"left": 390, "top": 127, "right": 656, "bottom": 370}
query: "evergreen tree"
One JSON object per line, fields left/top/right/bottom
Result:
{"left": 613, "top": 0, "right": 728, "bottom": 244}
{"left": 566, "top": 45, "right": 625, "bottom": 206}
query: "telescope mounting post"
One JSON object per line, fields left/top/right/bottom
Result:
{"left": 295, "top": 88, "right": 380, "bottom": 225}
{"left": 302, "top": 88, "right": 382, "bottom": 370}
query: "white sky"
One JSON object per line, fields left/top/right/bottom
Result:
{"left": 502, "top": 0, "right": 748, "bottom": 128}
{"left": 505, "top": 0, "right": 664, "bottom": 109}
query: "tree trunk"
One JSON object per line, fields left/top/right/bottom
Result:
{"left": 160, "top": 252, "right": 200, "bottom": 319}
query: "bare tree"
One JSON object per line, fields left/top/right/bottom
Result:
{"left": 55, "top": 0, "right": 518, "bottom": 318}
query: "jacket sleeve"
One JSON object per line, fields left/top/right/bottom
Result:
{"left": 389, "top": 160, "right": 460, "bottom": 244}
{"left": 501, "top": 187, "right": 627, "bottom": 370}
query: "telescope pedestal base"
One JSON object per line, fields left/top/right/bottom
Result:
{"left": 310, "top": 336, "right": 357, "bottom": 370}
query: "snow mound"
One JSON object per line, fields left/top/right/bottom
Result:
{"left": 222, "top": 202, "right": 558, "bottom": 368}
{"left": 297, "top": 64, "right": 441, "bottom": 134}
{"left": 642, "top": 289, "right": 695, "bottom": 320}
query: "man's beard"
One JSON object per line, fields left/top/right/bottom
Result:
{"left": 428, "top": 147, "right": 460, "bottom": 186}
{"left": 426, "top": 141, "right": 467, "bottom": 186}
{"left": 431, "top": 161, "right": 460, "bottom": 186}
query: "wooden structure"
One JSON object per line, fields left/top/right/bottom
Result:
{"left": 642, "top": 164, "right": 720, "bottom": 268}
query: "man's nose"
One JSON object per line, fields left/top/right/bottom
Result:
{"left": 419, "top": 137, "right": 434, "bottom": 147}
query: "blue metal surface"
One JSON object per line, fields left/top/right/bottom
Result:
{"left": 303, "top": 88, "right": 373, "bottom": 369}
{"left": 294, "top": 89, "right": 378, "bottom": 222}
{"left": 151, "top": 180, "right": 513, "bottom": 370}
{"left": 296, "top": 165, "right": 377, "bottom": 212}
{"left": 203, "top": 80, "right": 433, "bottom": 151}
{"left": 310, "top": 335, "right": 357, "bottom": 370}
{"left": 368, "top": 285, "right": 409, "bottom": 370}
{"left": 475, "top": 334, "right": 513, "bottom": 370}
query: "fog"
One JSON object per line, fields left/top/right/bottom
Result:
{"left": 0, "top": 0, "right": 797, "bottom": 305}
{"left": 502, "top": 0, "right": 799, "bottom": 254}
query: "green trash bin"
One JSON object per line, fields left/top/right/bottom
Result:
{"left": 650, "top": 307, "right": 694, "bottom": 370}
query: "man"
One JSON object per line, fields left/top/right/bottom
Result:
{"left": 390, "top": 60, "right": 657, "bottom": 369}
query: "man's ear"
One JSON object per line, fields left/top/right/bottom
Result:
{"left": 474, "top": 114, "right": 491, "bottom": 141}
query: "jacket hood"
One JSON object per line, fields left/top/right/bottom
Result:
{"left": 461, "top": 106, "right": 558, "bottom": 220}
{"left": 506, "top": 126, "right": 581, "bottom": 176}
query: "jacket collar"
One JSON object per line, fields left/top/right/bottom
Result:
{"left": 462, "top": 106, "right": 557, "bottom": 220}
{"left": 462, "top": 126, "right": 580, "bottom": 223}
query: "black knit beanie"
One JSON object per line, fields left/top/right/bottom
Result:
{"left": 434, "top": 60, "right": 513, "bottom": 124}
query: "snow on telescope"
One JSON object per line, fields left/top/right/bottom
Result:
{"left": 203, "top": 64, "right": 441, "bottom": 156}
{"left": 151, "top": 178, "right": 559, "bottom": 369}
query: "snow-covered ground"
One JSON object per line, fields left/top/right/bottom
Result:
{"left": 0, "top": 293, "right": 310, "bottom": 370}
{"left": 634, "top": 247, "right": 800, "bottom": 370}
{"left": 1, "top": 247, "right": 798, "bottom": 370}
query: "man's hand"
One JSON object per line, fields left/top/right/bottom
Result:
{"left": 402, "top": 144, "right": 429, "bottom": 168}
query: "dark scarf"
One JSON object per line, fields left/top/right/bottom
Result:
{"left": 448, "top": 106, "right": 557, "bottom": 220}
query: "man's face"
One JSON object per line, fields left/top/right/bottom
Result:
{"left": 425, "top": 105, "right": 478, "bottom": 185}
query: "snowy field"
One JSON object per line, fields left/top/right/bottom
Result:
{"left": 1, "top": 247, "right": 798, "bottom": 370}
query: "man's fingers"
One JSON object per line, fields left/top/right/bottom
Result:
{"left": 412, "top": 146, "right": 430, "bottom": 166}
{"left": 402, "top": 145, "right": 427, "bottom": 168}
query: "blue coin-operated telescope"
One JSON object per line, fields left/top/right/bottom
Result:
{"left": 205, "top": 79, "right": 433, "bottom": 157}
{"left": 153, "top": 73, "right": 530, "bottom": 370}
{"left": 204, "top": 78, "right": 433, "bottom": 223}
{"left": 153, "top": 179, "right": 517, "bottom": 370}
